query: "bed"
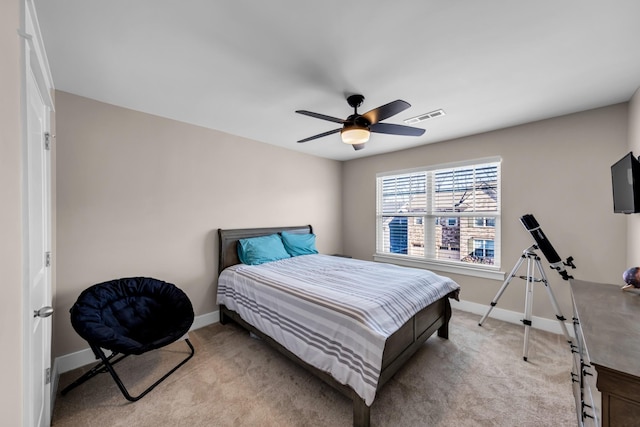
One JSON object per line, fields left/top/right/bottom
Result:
{"left": 216, "top": 225, "right": 460, "bottom": 427}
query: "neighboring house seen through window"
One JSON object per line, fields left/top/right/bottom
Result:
{"left": 375, "top": 158, "right": 501, "bottom": 277}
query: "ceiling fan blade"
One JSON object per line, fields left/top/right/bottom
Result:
{"left": 352, "top": 143, "right": 366, "bottom": 151}
{"left": 370, "top": 122, "right": 425, "bottom": 137}
{"left": 297, "top": 128, "right": 341, "bottom": 143}
{"left": 296, "top": 110, "right": 346, "bottom": 124}
{"left": 362, "top": 100, "right": 411, "bottom": 124}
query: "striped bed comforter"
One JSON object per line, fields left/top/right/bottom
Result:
{"left": 216, "top": 254, "right": 460, "bottom": 405}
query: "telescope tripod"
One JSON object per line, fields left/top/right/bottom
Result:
{"left": 478, "top": 245, "right": 573, "bottom": 361}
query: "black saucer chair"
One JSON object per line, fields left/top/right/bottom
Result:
{"left": 61, "top": 277, "right": 195, "bottom": 402}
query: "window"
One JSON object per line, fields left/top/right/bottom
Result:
{"left": 470, "top": 239, "right": 494, "bottom": 260}
{"left": 375, "top": 158, "right": 501, "bottom": 275}
{"left": 475, "top": 217, "right": 496, "bottom": 227}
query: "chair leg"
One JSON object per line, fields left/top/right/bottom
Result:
{"left": 60, "top": 351, "right": 130, "bottom": 396}
{"left": 61, "top": 339, "right": 195, "bottom": 402}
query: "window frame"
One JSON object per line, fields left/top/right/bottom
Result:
{"left": 374, "top": 157, "right": 504, "bottom": 281}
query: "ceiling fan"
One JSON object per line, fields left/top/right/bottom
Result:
{"left": 295, "top": 94, "right": 425, "bottom": 151}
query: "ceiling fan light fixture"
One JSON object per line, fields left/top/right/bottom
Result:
{"left": 341, "top": 126, "right": 370, "bottom": 144}
{"left": 296, "top": 94, "right": 422, "bottom": 146}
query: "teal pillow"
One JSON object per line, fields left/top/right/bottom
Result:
{"left": 280, "top": 231, "right": 318, "bottom": 256}
{"left": 237, "top": 234, "right": 291, "bottom": 265}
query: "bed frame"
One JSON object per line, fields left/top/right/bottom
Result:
{"left": 217, "top": 225, "right": 457, "bottom": 427}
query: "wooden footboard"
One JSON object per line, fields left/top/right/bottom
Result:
{"left": 219, "top": 293, "right": 454, "bottom": 427}
{"left": 378, "top": 296, "right": 452, "bottom": 389}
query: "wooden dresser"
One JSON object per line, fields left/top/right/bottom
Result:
{"left": 570, "top": 279, "right": 640, "bottom": 427}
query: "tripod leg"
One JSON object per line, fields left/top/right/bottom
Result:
{"left": 522, "top": 257, "right": 535, "bottom": 361}
{"left": 479, "top": 255, "right": 525, "bottom": 326}
{"left": 535, "top": 259, "right": 573, "bottom": 345}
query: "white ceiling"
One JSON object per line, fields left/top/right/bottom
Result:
{"left": 34, "top": 0, "right": 640, "bottom": 161}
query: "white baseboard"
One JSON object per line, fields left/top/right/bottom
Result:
{"left": 53, "top": 302, "right": 572, "bottom": 375}
{"left": 191, "top": 310, "right": 219, "bottom": 331}
{"left": 55, "top": 310, "right": 219, "bottom": 375}
{"left": 451, "top": 299, "right": 575, "bottom": 338}
{"left": 51, "top": 301, "right": 573, "bottom": 398}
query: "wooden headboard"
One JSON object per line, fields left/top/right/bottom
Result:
{"left": 217, "top": 225, "right": 313, "bottom": 275}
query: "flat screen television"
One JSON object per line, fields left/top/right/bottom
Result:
{"left": 611, "top": 152, "right": 640, "bottom": 214}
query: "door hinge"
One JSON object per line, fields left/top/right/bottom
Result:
{"left": 45, "top": 368, "right": 51, "bottom": 385}
{"left": 44, "top": 132, "right": 51, "bottom": 150}
{"left": 45, "top": 251, "right": 51, "bottom": 267}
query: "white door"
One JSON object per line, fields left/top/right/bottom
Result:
{"left": 23, "top": 2, "right": 54, "bottom": 425}
{"left": 25, "top": 62, "right": 52, "bottom": 427}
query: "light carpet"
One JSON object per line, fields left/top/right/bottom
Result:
{"left": 52, "top": 309, "right": 577, "bottom": 426}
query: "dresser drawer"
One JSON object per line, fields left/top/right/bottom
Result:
{"left": 596, "top": 365, "right": 640, "bottom": 426}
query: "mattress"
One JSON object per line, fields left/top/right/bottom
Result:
{"left": 217, "top": 254, "right": 460, "bottom": 405}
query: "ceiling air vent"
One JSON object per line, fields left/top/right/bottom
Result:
{"left": 403, "top": 109, "right": 446, "bottom": 125}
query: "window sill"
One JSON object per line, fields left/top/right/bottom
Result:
{"left": 373, "top": 253, "right": 505, "bottom": 281}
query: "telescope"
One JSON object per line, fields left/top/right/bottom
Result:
{"left": 520, "top": 214, "right": 575, "bottom": 280}
{"left": 480, "top": 214, "right": 576, "bottom": 360}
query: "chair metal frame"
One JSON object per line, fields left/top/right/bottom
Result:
{"left": 61, "top": 338, "right": 195, "bottom": 402}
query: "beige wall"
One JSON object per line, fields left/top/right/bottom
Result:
{"left": 342, "top": 104, "right": 629, "bottom": 319}
{"left": 54, "top": 91, "right": 343, "bottom": 356}
{"left": 1, "top": 0, "right": 24, "bottom": 425}
{"left": 627, "top": 87, "right": 640, "bottom": 266}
